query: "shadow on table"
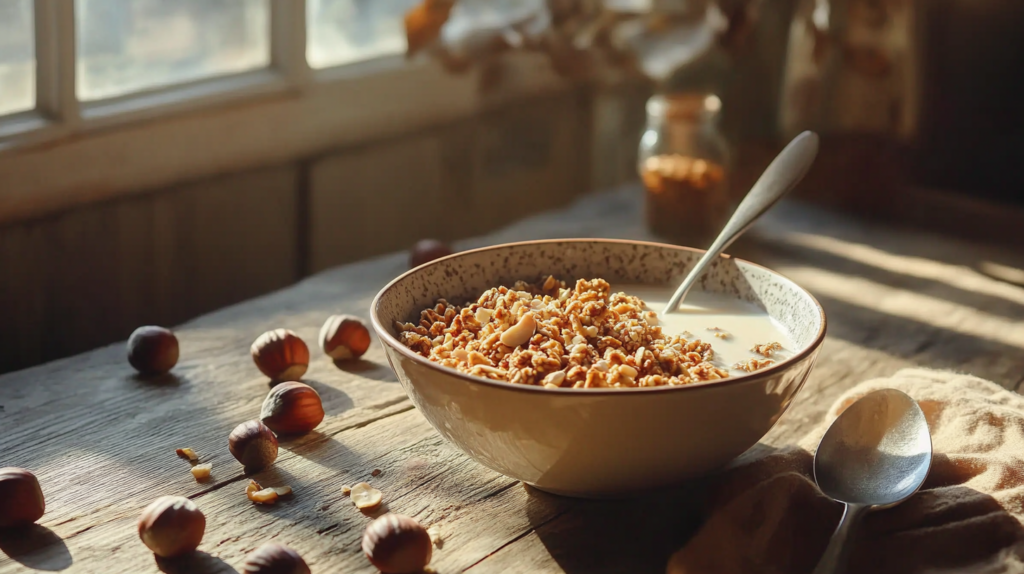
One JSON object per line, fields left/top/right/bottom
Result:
{"left": 156, "top": 551, "right": 238, "bottom": 574}
{"left": 332, "top": 358, "right": 399, "bottom": 383}
{"left": 127, "top": 371, "right": 188, "bottom": 388}
{"left": 284, "top": 430, "right": 368, "bottom": 474}
{"left": 524, "top": 479, "right": 709, "bottom": 574}
{"left": 296, "top": 378, "right": 355, "bottom": 415}
{"left": 740, "top": 234, "right": 1024, "bottom": 320}
{"left": 0, "top": 524, "right": 73, "bottom": 571}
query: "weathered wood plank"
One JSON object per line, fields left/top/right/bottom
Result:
{"left": 4, "top": 185, "right": 1024, "bottom": 573}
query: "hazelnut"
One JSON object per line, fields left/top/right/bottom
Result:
{"left": 127, "top": 326, "right": 179, "bottom": 375}
{"left": 260, "top": 382, "right": 324, "bottom": 435}
{"left": 0, "top": 467, "right": 45, "bottom": 528}
{"left": 362, "top": 514, "right": 432, "bottom": 574}
{"left": 251, "top": 329, "right": 309, "bottom": 381}
{"left": 138, "top": 496, "right": 205, "bottom": 558}
{"left": 229, "top": 420, "right": 279, "bottom": 471}
{"left": 319, "top": 315, "right": 371, "bottom": 361}
{"left": 242, "top": 542, "right": 311, "bottom": 574}
{"left": 409, "top": 239, "right": 453, "bottom": 268}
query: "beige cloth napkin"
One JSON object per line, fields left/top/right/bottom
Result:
{"left": 667, "top": 368, "right": 1024, "bottom": 574}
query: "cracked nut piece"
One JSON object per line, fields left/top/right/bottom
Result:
{"left": 246, "top": 480, "right": 263, "bottom": 497}
{"left": 0, "top": 467, "right": 45, "bottom": 528}
{"left": 190, "top": 464, "right": 212, "bottom": 481}
{"left": 499, "top": 312, "right": 536, "bottom": 348}
{"left": 127, "top": 326, "right": 179, "bottom": 375}
{"left": 362, "top": 514, "right": 432, "bottom": 574}
{"left": 250, "top": 488, "right": 279, "bottom": 505}
{"left": 260, "top": 382, "right": 324, "bottom": 435}
{"left": 229, "top": 421, "right": 279, "bottom": 471}
{"left": 246, "top": 480, "right": 292, "bottom": 504}
{"left": 138, "top": 496, "right": 205, "bottom": 558}
{"left": 243, "top": 542, "right": 311, "bottom": 574}
{"left": 176, "top": 448, "right": 198, "bottom": 461}
{"left": 251, "top": 329, "right": 309, "bottom": 382}
{"left": 427, "top": 525, "right": 443, "bottom": 548}
{"left": 320, "top": 314, "right": 372, "bottom": 360}
{"left": 350, "top": 482, "right": 383, "bottom": 509}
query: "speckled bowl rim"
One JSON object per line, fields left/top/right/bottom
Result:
{"left": 370, "top": 238, "right": 827, "bottom": 396}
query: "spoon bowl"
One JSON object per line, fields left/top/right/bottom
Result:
{"left": 815, "top": 389, "right": 932, "bottom": 506}
{"left": 811, "top": 389, "right": 932, "bottom": 574}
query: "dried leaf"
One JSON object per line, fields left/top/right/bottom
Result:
{"left": 406, "top": 0, "right": 456, "bottom": 57}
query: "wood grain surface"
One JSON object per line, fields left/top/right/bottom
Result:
{"left": 2, "top": 185, "right": 1024, "bottom": 573}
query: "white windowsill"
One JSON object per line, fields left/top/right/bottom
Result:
{"left": 0, "top": 51, "right": 578, "bottom": 226}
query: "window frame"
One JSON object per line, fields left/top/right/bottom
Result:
{"left": 0, "top": 0, "right": 575, "bottom": 225}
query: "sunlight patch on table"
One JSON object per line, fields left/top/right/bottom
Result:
{"left": 777, "top": 232, "right": 1024, "bottom": 308}
{"left": 784, "top": 266, "right": 1024, "bottom": 350}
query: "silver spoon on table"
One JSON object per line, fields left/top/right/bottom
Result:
{"left": 810, "top": 388, "right": 933, "bottom": 574}
{"left": 663, "top": 130, "right": 820, "bottom": 314}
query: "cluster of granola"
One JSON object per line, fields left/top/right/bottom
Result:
{"left": 395, "top": 276, "right": 729, "bottom": 389}
{"left": 751, "top": 342, "right": 783, "bottom": 358}
{"left": 733, "top": 358, "right": 775, "bottom": 373}
{"left": 734, "top": 342, "right": 784, "bottom": 372}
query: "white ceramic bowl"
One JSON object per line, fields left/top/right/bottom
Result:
{"left": 371, "top": 239, "right": 826, "bottom": 498}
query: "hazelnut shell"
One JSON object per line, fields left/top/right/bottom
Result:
{"left": 409, "top": 239, "right": 453, "bottom": 268}
{"left": 228, "top": 420, "right": 279, "bottom": 470}
{"left": 0, "top": 467, "right": 45, "bottom": 528}
{"left": 251, "top": 329, "right": 309, "bottom": 381}
{"left": 319, "top": 315, "right": 371, "bottom": 360}
{"left": 242, "top": 542, "right": 311, "bottom": 574}
{"left": 260, "top": 382, "right": 325, "bottom": 435}
{"left": 138, "top": 496, "right": 205, "bottom": 558}
{"left": 127, "top": 326, "right": 179, "bottom": 375}
{"left": 362, "top": 514, "right": 432, "bottom": 574}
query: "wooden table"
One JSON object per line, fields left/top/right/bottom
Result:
{"left": 4, "top": 185, "right": 1024, "bottom": 574}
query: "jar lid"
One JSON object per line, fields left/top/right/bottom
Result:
{"left": 647, "top": 92, "right": 721, "bottom": 120}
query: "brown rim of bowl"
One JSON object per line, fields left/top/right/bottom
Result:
{"left": 370, "top": 238, "right": 827, "bottom": 396}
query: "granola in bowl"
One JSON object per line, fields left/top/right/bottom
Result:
{"left": 394, "top": 276, "right": 729, "bottom": 389}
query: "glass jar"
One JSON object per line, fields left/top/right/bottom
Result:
{"left": 638, "top": 91, "right": 733, "bottom": 248}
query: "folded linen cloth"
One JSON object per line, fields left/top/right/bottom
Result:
{"left": 668, "top": 368, "right": 1024, "bottom": 574}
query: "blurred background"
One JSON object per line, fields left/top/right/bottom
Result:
{"left": 0, "top": 0, "right": 1022, "bottom": 374}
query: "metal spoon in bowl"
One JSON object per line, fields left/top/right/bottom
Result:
{"left": 663, "top": 130, "right": 820, "bottom": 314}
{"left": 810, "top": 388, "right": 933, "bottom": 574}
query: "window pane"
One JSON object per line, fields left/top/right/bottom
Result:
{"left": 0, "top": 0, "right": 35, "bottom": 116}
{"left": 76, "top": 0, "right": 270, "bottom": 101}
{"left": 307, "top": 0, "right": 419, "bottom": 69}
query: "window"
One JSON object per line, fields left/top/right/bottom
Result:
{"left": 75, "top": 0, "right": 270, "bottom": 101}
{"left": 307, "top": 0, "right": 418, "bottom": 69}
{"left": 0, "top": 0, "right": 566, "bottom": 227}
{"left": 0, "top": 0, "right": 34, "bottom": 116}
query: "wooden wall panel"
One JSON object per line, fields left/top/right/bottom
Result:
{"left": 309, "top": 90, "right": 592, "bottom": 273}
{"left": 309, "top": 134, "right": 448, "bottom": 273}
{"left": 152, "top": 165, "right": 300, "bottom": 322}
{"left": 43, "top": 197, "right": 157, "bottom": 362}
{"left": 472, "top": 90, "right": 591, "bottom": 229}
{"left": 0, "top": 223, "right": 49, "bottom": 372}
{"left": 0, "top": 165, "right": 298, "bottom": 374}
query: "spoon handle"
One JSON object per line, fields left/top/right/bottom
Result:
{"left": 663, "top": 131, "right": 820, "bottom": 314}
{"left": 811, "top": 503, "right": 869, "bottom": 574}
